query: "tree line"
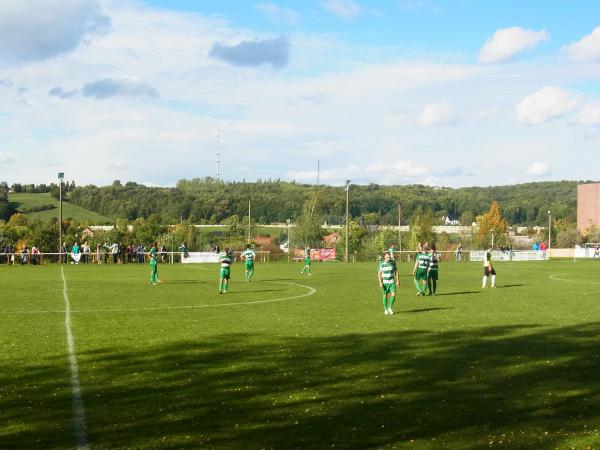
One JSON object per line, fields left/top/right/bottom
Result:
{"left": 66, "top": 178, "right": 587, "bottom": 226}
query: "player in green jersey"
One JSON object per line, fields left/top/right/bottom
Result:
{"left": 413, "top": 244, "right": 430, "bottom": 296}
{"left": 412, "top": 243, "right": 422, "bottom": 294}
{"left": 149, "top": 241, "right": 159, "bottom": 285}
{"left": 241, "top": 244, "right": 256, "bottom": 282}
{"left": 218, "top": 246, "right": 233, "bottom": 293}
{"left": 300, "top": 247, "right": 312, "bottom": 275}
{"left": 482, "top": 246, "right": 496, "bottom": 288}
{"left": 379, "top": 252, "right": 399, "bottom": 315}
{"left": 427, "top": 243, "right": 439, "bottom": 295}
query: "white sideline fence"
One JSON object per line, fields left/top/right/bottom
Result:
{"left": 0, "top": 250, "right": 272, "bottom": 264}
{"left": 0, "top": 249, "right": 556, "bottom": 264}
{"left": 384, "top": 249, "right": 549, "bottom": 262}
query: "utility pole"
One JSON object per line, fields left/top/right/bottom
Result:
{"left": 248, "top": 200, "right": 251, "bottom": 243}
{"left": 287, "top": 218, "right": 291, "bottom": 262}
{"left": 58, "top": 172, "right": 64, "bottom": 263}
{"left": 345, "top": 180, "right": 351, "bottom": 262}
{"left": 548, "top": 210, "right": 552, "bottom": 258}
{"left": 398, "top": 204, "right": 402, "bottom": 260}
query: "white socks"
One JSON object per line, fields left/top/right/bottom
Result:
{"left": 482, "top": 276, "right": 487, "bottom": 288}
{"left": 491, "top": 275, "right": 496, "bottom": 287}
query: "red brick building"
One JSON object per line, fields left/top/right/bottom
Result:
{"left": 577, "top": 183, "right": 600, "bottom": 231}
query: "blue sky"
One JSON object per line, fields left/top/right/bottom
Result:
{"left": 1, "top": 0, "right": 600, "bottom": 187}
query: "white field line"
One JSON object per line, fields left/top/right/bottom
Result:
{"left": 549, "top": 273, "right": 600, "bottom": 285}
{"left": 61, "top": 267, "right": 88, "bottom": 449}
{"left": 3, "top": 281, "right": 316, "bottom": 315}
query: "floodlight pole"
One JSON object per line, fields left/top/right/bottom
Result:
{"left": 398, "top": 204, "right": 402, "bottom": 260}
{"left": 287, "top": 218, "right": 291, "bottom": 262}
{"left": 345, "top": 180, "right": 351, "bottom": 263}
{"left": 248, "top": 200, "right": 251, "bottom": 243}
{"left": 58, "top": 172, "right": 64, "bottom": 263}
{"left": 548, "top": 210, "right": 552, "bottom": 258}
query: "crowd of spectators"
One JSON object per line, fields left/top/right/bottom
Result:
{"left": 2, "top": 241, "right": 171, "bottom": 265}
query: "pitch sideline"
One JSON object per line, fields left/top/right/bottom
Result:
{"left": 61, "top": 266, "right": 89, "bottom": 449}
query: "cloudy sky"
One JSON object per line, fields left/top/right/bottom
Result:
{"left": 1, "top": 0, "right": 600, "bottom": 187}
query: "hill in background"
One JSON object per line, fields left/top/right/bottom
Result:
{"left": 9, "top": 193, "right": 112, "bottom": 223}
{"left": 67, "top": 179, "right": 587, "bottom": 226}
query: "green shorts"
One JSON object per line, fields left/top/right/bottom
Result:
{"left": 382, "top": 283, "right": 396, "bottom": 295}
{"left": 304, "top": 257, "right": 312, "bottom": 265}
{"left": 415, "top": 268, "right": 428, "bottom": 281}
{"left": 220, "top": 267, "right": 230, "bottom": 279}
{"left": 428, "top": 270, "right": 438, "bottom": 280}
{"left": 245, "top": 261, "right": 254, "bottom": 271}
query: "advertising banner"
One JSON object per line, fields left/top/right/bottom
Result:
{"left": 181, "top": 252, "right": 220, "bottom": 264}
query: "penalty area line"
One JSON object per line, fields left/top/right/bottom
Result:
{"left": 61, "top": 267, "right": 89, "bottom": 449}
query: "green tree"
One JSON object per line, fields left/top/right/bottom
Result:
{"left": 336, "top": 221, "right": 367, "bottom": 258}
{"left": 295, "top": 194, "right": 324, "bottom": 248}
{"left": 408, "top": 210, "right": 435, "bottom": 250}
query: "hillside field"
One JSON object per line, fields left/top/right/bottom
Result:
{"left": 1, "top": 260, "right": 599, "bottom": 449}
{"left": 8, "top": 193, "right": 112, "bottom": 223}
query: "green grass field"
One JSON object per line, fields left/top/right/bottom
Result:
{"left": 8, "top": 193, "right": 112, "bottom": 223}
{"left": 1, "top": 260, "right": 599, "bottom": 449}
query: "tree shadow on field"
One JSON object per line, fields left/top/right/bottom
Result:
{"left": 2, "top": 324, "right": 600, "bottom": 449}
{"left": 436, "top": 290, "right": 480, "bottom": 296}
{"left": 403, "top": 307, "right": 453, "bottom": 313}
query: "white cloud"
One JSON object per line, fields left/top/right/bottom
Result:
{"left": 255, "top": 3, "right": 300, "bottom": 25}
{"left": 0, "top": 0, "right": 109, "bottom": 65}
{"left": 417, "top": 101, "right": 455, "bottom": 126}
{"left": 515, "top": 86, "right": 579, "bottom": 125}
{"left": 287, "top": 161, "right": 430, "bottom": 185}
{"left": 107, "top": 161, "right": 130, "bottom": 170}
{"left": 527, "top": 161, "right": 552, "bottom": 176}
{"left": 573, "top": 102, "right": 600, "bottom": 126}
{"left": 564, "top": 26, "right": 600, "bottom": 61}
{"left": 0, "top": 152, "right": 15, "bottom": 163}
{"left": 478, "top": 106, "right": 502, "bottom": 119}
{"left": 479, "top": 27, "right": 549, "bottom": 64}
{"left": 320, "top": 0, "right": 361, "bottom": 20}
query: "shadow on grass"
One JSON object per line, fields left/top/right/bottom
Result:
{"left": 436, "top": 290, "right": 481, "bottom": 296}
{"left": 2, "top": 324, "right": 600, "bottom": 449}
{"left": 497, "top": 284, "right": 525, "bottom": 289}
{"left": 403, "top": 307, "right": 453, "bottom": 313}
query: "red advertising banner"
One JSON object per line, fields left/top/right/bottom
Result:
{"left": 292, "top": 248, "right": 337, "bottom": 261}
{"left": 318, "top": 248, "right": 336, "bottom": 261}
